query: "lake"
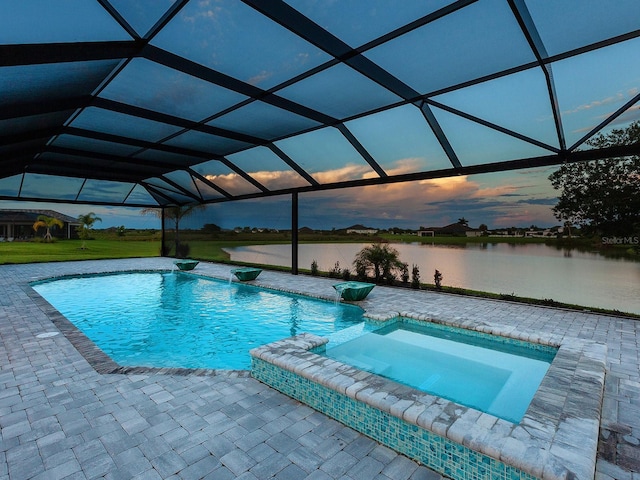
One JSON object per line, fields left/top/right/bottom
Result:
{"left": 225, "top": 242, "right": 640, "bottom": 315}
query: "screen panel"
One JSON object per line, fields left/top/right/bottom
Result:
{"left": 152, "top": 0, "right": 330, "bottom": 88}
{"left": 364, "top": 0, "right": 535, "bottom": 95}
{"left": 99, "top": 58, "right": 247, "bottom": 122}
{"left": 226, "top": 147, "right": 311, "bottom": 190}
{"left": 275, "top": 127, "right": 378, "bottom": 183}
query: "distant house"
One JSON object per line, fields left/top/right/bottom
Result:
{"left": 346, "top": 224, "right": 378, "bottom": 235}
{"left": 525, "top": 229, "right": 554, "bottom": 238}
{"left": 420, "top": 223, "right": 482, "bottom": 237}
{"left": 0, "top": 209, "right": 80, "bottom": 240}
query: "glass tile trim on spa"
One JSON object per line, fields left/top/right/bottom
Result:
{"left": 31, "top": 270, "right": 365, "bottom": 371}
{"left": 251, "top": 320, "right": 607, "bottom": 480}
{"left": 2, "top": 1, "right": 640, "bottom": 208}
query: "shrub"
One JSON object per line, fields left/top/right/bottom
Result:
{"left": 400, "top": 262, "right": 409, "bottom": 284}
{"left": 434, "top": 269, "right": 443, "bottom": 290}
{"left": 311, "top": 260, "right": 319, "bottom": 276}
{"left": 329, "top": 261, "right": 342, "bottom": 278}
{"left": 411, "top": 264, "right": 420, "bottom": 289}
{"left": 342, "top": 268, "right": 351, "bottom": 280}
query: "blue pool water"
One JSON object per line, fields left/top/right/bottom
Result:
{"left": 324, "top": 321, "right": 556, "bottom": 422}
{"left": 32, "top": 271, "right": 365, "bottom": 370}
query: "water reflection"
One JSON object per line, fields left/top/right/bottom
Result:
{"left": 226, "top": 243, "right": 640, "bottom": 314}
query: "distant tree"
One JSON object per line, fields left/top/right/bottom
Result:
{"left": 76, "top": 212, "right": 102, "bottom": 249}
{"left": 141, "top": 205, "right": 205, "bottom": 257}
{"left": 457, "top": 217, "right": 469, "bottom": 227}
{"left": 116, "top": 225, "right": 126, "bottom": 237}
{"left": 478, "top": 223, "right": 488, "bottom": 232}
{"left": 202, "top": 223, "right": 222, "bottom": 234}
{"left": 32, "top": 215, "right": 64, "bottom": 242}
{"left": 549, "top": 120, "right": 640, "bottom": 236}
{"left": 353, "top": 243, "right": 404, "bottom": 283}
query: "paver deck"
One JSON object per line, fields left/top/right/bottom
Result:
{"left": 1, "top": 258, "right": 638, "bottom": 479}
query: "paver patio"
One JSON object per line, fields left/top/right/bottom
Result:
{"left": 1, "top": 258, "right": 638, "bottom": 479}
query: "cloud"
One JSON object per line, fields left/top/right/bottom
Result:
{"left": 516, "top": 197, "right": 557, "bottom": 206}
{"left": 491, "top": 203, "right": 558, "bottom": 227}
{"left": 241, "top": 169, "right": 309, "bottom": 190}
{"left": 247, "top": 70, "right": 273, "bottom": 86}
{"left": 310, "top": 163, "right": 373, "bottom": 183}
{"left": 562, "top": 92, "right": 627, "bottom": 116}
{"left": 604, "top": 103, "right": 640, "bottom": 126}
{"left": 152, "top": 158, "right": 561, "bottom": 229}
{"left": 183, "top": 6, "right": 221, "bottom": 23}
{"left": 472, "top": 184, "right": 518, "bottom": 198}
{"left": 567, "top": 89, "right": 640, "bottom": 134}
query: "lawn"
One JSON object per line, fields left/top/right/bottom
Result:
{"left": 0, "top": 239, "right": 160, "bottom": 264}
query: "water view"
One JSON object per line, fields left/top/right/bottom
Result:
{"left": 226, "top": 242, "right": 640, "bottom": 315}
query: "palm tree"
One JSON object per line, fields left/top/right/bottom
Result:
{"left": 32, "top": 215, "right": 64, "bottom": 242}
{"left": 76, "top": 212, "right": 102, "bottom": 249}
{"left": 141, "top": 205, "right": 205, "bottom": 258}
{"left": 353, "top": 243, "right": 404, "bottom": 283}
{"left": 457, "top": 217, "right": 469, "bottom": 227}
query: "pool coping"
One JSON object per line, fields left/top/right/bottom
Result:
{"left": 250, "top": 316, "right": 607, "bottom": 480}
{"left": 23, "top": 264, "right": 607, "bottom": 479}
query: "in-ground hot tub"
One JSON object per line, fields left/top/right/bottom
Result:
{"left": 251, "top": 317, "right": 606, "bottom": 480}
{"left": 322, "top": 321, "right": 556, "bottom": 423}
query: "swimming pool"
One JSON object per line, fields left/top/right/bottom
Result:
{"left": 32, "top": 271, "right": 365, "bottom": 370}
{"left": 322, "top": 321, "right": 556, "bottom": 422}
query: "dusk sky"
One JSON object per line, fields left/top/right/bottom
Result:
{"left": 1, "top": 165, "right": 563, "bottom": 230}
{"left": 2, "top": 1, "right": 639, "bottom": 231}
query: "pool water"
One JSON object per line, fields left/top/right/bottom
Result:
{"left": 32, "top": 271, "right": 365, "bottom": 370}
{"left": 324, "top": 322, "right": 556, "bottom": 422}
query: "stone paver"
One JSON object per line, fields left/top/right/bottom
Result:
{"left": 1, "top": 258, "right": 638, "bottom": 479}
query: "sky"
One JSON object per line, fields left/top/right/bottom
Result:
{"left": 1, "top": 165, "right": 561, "bottom": 231}
{"left": 2, "top": 1, "right": 639, "bottom": 232}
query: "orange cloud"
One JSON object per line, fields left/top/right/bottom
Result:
{"left": 200, "top": 158, "right": 546, "bottom": 220}
{"left": 310, "top": 163, "right": 373, "bottom": 183}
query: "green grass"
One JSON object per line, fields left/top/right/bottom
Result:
{"left": 0, "top": 239, "right": 160, "bottom": 264}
